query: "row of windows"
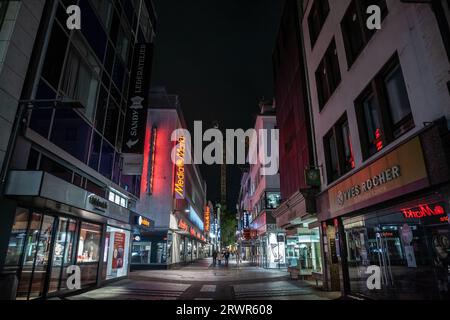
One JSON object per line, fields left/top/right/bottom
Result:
{"left": 323, "top": 54, "right": 413, "bottom": 184}
{"left": 27, "top": 0, "right": 150, "bottom": 196}
{"left": 311, "top": 0, "right": 388, "bottom": 111}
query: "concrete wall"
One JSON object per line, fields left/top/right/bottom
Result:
{"left": 302, "top": 0, "right": 450, "bottom": 191}
{"left": 0, "top": 0, "right": 45, "bottom": 172}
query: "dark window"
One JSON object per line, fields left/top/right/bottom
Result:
{"left": 94, "top": 85, "right": 108, "bottom": 133}
{"left": 50, "top": 109, "right": 92, "bottom": 163}
{"left": 103, "top": 100, "right": 119, "bottom": 145}
{"left": 356, "top": 54, "right": 413, "bottom": 160}
{"left": 27, "top": 148, "right": 40, "bottom": 170}
{"left": 324, "top": 130, "right": 340, "bottom": 183}
{"left": 341, "top": 0, "right": 387, "bottom": 67}
{"left": 29, "top": 81, "right": 56, "bottom": 138}
{"left": 39, "top": 155, "right": 73, "bottom": 183}
{"left": 41, "top": 22, "right": 68, "bottom": 89}
{"left": 79, "top": 0, "right": 107, "bottom": 60}
{"left": 99, "top": 140, "right": 114, "bottom": 179}
{"left": 103, "top": 41, "right": 115, "bottom": 75}
{"left": 0, "top": 1, "right": 9, "bottom": 29}
{"left": 316, "top": 39, "right": 341, "bottom": 110}
{"left": 73, "top": 173, "right": 83, "bottom": 187}
{"left": 112, "top": 152, "right": 121, "bottom": 184}
{"left": 89, "top": 131, "right": 102, "bottom": 171}
{"left": 308, "top": 0, "right": 330, "bottom": 47}
{"left": 324, "top": 114, "right": 355, "bottom": 184}
{"left": 86, "top": 179, "right": 105, "bottom": 198}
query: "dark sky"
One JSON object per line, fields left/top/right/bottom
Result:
{"left": 152, "top": 0, "right": 283, "bottom": 212}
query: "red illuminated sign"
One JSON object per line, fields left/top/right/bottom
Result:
{"left": 402, "top": 203, "right": 446, "bottom": 219}
{"left": 178, "top": 219, "right": 188, "bottom": 231}
{"left": 147, "top": 126, "right": 157, "bottom": 195}
{"left": 190, "top": 227, "right": 196, "bottom": 236}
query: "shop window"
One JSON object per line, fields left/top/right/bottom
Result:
{"left": 4, "top": 208, "right": 30, "bottom": 268}
{"left": 104, "top": 226, "right": 130, "bottom": 279}
{"left": 356, "top": 54, "right": 413, "bottom": 160}
{"left": 41, "top": 22, "right": 68, "bottom": 89}
{"left": 131, "top": 242, "right": 152, "bottom": 264}
{"left": 308, "top": 0, "right": 330, "bottom": 47}
{"left": 50, "top": 109, "right": 92, "bottom": 164}
{"left": 286, "top": 228, "right": 322, "bottom": 273}
{"left": 324, "top": 114, "right": 355, "bottom": 184}
{"left": 265, "top": 192, "right": 281, "bottom": 209}
{"left": 39, "top": 155, "right": 73, "bottom": 184}
{"left": 341, "top": 0, "right": 388, "bottom": 68}
{"left": 77, "top": 222, "right": 101, "bottom": 288}
{"left": 316, "top": 39, "right": 341, "bottom": 111}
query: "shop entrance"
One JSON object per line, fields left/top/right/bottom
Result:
{"left": 4, "top": 207, "right": 102, "bottom": 300}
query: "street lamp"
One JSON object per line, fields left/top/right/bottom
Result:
{"left": 0, "top": 98, "right": 85, "bottom": 197}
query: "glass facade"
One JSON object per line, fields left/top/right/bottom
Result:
{"left": 286, "top": 228, "right": 322, "bottom": 274}
{"left": 343, "top": 196, "right": 450, "bottom": 300}
{"left": 4, "top": 208, "right": 103, "bottom": 299}
{"left": 28, "top": 0, "right": 154, "bottom": 196}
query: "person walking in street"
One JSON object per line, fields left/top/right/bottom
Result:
{"left": 217, "top": 251, "right": 222, "bottom": 266}
{"left": 212, "top": 250, "right": 218, "bottom": 266}
{"left": 225, "top": 250, "right": 230, "bottom": 266}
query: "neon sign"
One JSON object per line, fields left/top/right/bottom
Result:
{"left": 204, "top": 206, "right": 210, "bottom": 233}
{"left": 174, "top": 136, "right": 186, "bottom": 199}
{"left": 402, "top": 203, "right": 446, "bottom": 219}
{"left": 147, "top": 126, "right": 157, "bottom": 195}
{"left": 178, "top": 219, "right": 188, "bottom": 231}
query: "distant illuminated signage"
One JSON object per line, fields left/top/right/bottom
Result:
{"left": 190, "top": 227, "right": 196, "bottom": 236}
{"left": 174, "top": 136, "right": 186, "bottom": 199}
{"left": 137, "top": 216, "right": 152, "bottom": 228}
{"left": 178, "top": 219, "right": 188, "bottom": 231}
{"left": 147, "top": 126, "right": 157, "bottom": 195}
{"left": 402, "top": 203, "right": 446, "bottom": 220}
{"left": 204, "top": 206, "right": 210, "bottom": 233}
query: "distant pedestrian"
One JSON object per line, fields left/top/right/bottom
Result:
{"left": 225, "top": 251, "right": 230, "bottom": 266}
{"left": 217, "top": 251, "right": 222, "bottom": 266}
{"left": 212, "top": 250, "right": 218, "bottom": 266}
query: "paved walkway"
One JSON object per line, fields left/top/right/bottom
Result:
{"left": 67, "top": 258, "right": 341, "bottom": 300}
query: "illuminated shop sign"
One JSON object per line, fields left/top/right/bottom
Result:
{"left": 146, "top": 126, "right": 157, "bottom": 195}
{"left": 204, "top": 206, "right": 210, "bottom": 233}
{"left": 328, "top": 137, "right": 428, "bottom": 215}
{"left": 178, "top": 219, "right": 188, "bottom": 231}
{"left": 190, "top": 227, "right": 196, "bottom": 236}
{"left": 137, "top": 216, "right": 153, "bottom": 228}
{"left": 402, "top": 203, "right": 447, "bottom": 222}
{"left": 174, "top": 136, "right": 186, "bottom": 199}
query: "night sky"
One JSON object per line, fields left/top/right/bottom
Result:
{"left": 152, "top": 0, "right": 284, "bottom": 212}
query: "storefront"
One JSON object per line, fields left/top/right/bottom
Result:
{"left": 321, "top": 128, "right": 450, "bottom": 300}
{"left": 286, "top": 227, "right": 322, "bottom": 275}
{"left": 2, "top": 171, "right": 132, "bottom": 300}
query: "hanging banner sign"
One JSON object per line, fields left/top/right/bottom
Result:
{"left": 122, "top": 43, "right": 154, "bottom": 154}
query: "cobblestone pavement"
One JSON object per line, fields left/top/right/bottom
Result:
{"left": 66, "top": 258, "right": 341, "bottom": 300}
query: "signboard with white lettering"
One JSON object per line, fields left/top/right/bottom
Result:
{"left": 122, "top": 43, "right": 154, "bottom": 154}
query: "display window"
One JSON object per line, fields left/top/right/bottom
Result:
{"left": 266, "top": 233, "right": 286, "bottom": 269}
{"left": 104, "top": 226, "right": 130, "bottom": 279}
{"left": 76, "top": 222, "right": 101, "bottom": 288}
{"left": 286, "top": 228, "right": 322, "bottom": 274}
{"left": 131, "top": 241, "right": 152, "bottom": 264}
{"left": 343, "top": 199, "right": 450, "bottom": 300}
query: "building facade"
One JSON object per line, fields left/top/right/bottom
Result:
{"left": 302, "top": 0, "right": 450, "bottom": 299}
{"left": 130, "top": 89, "right": 210, "bottom": 270}
{"left": 0, "top": 0, "right": 157, "bottom": 300}
{"left": 237, "top": 101, "right": 284, "bottom": 269}
{"left": 272, "top": 0, "right": 323, "bottom": 279}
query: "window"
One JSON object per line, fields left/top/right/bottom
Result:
{"left": 316, "top": 39, "right": 341, "bottom": 110}
{"left": 0, "top": 1, "right": 9, "bottom": 30}
{"left": 308, "top": 0, "right": 330, "bottom": 47}
{"left": 77, "top": 222, "right": 101, "bottom": 263}
{"left": 61, "top": 43, "right": 100, "bottom": 122}
{"left": 341, "top": 0, "right": 387, "bottom": 67}
{"left": 108, "top": 189, "right": 128, "bottom": 208}
{"left": 324, "top": 114, "right": 355, "bottom": 184}
{"left": 356, "top": 55, "right": 413, "bottom": 160}
{"left": 39, "top": 155, "right": 73, "bottom": 184}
